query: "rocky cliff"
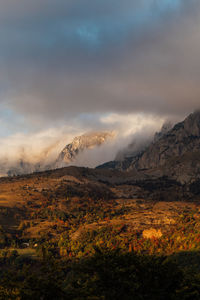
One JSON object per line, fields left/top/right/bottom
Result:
{"left": 98, "top": 111, "right": 200, "bottom": 184}
{"left": 5, "top": 131, "right": 115, "bottom": 176}
{"left": 56, "top": 131, "right": 115, "bottom": 167}
{"left": 132, "top": 111, "right": 200, "bottom": 171}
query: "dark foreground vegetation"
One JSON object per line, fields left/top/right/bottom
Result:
{"left": 1, "top": 247, "right": 200, "bottom": 300}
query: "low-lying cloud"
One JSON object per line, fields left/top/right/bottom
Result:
{"left": 0, "top": 113, "right": 166, "bottom": 176}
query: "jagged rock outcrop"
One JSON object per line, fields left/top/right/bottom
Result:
{"left": 132, "top": 111, "right": 200, "bottom": 171}
{"left": 56, "top": 131, "right": 115, "bottom": 166}
{"left": 98, "top": 121, "right": 173, "bottom": 171}
{"left": 98, "top": 111, "right": 200, "bottom": 183}
{"left": 5, "top": 131, "right": 115, "bottom": 176}
{"left": 154, "top": 121, "right": 173, "bottom": 142}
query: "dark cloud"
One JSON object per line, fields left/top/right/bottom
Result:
{"left": 0, "top": 0, "right": 200, "bottom": 125}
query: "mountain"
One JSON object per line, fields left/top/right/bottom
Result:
{"left": 98, "top": 111, "right": 200, "bottom": 184}
{"left": 153, "top": 121, "right": 173, "bottom": 142}
{"left": 130, "top": 111, "right": 200, "bottom": 169}
{"left": 1, "top": 124, "right": 200, "bottom": 298}
{"left": 55, "top": 131, "right": 115, "bottom": 167}
{"left": 115, "top": 121, "right": 173, "bottom": 162}
{"left": 4, "top": 112, "right": 200, "bottom": 185}
{"left": 1, "top": 113, "right": 200, "bottom": 299}
{"left": 3, "top": 131, "right": 115, "bottom": 176}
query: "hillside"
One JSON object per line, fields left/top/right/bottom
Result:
{"left": 0, "top": 165, "right": 199, "bottom": 244}
{"left": 0, "top": 166, "right": 200, "bottom": 298}
{"left": 0, "top": 112, "right": 200, "bottom": 298}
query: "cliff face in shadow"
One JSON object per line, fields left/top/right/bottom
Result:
{"left": 131, "top": 111, "right": 200, "bottom": 169}
{"left": 98, "top": 111, "right": 200, "bottom": 184}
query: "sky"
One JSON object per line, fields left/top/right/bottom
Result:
{"left": 0, "top": 0, "right": 200, "bottom": 170}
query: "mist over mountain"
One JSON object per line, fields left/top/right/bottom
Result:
{"left": 114, "top": 121, "right": 173, "bottom": 162}
{"left": 0, "top": 114, "right": 165, "bottom": 176}
{"left": 98, "top": 111, "right": 200, "bottom": 184}
{"left": 55, "top": 131, "right": 115, "bottom": 168}
{"left": 0, "top": 131, "right": 113, "bottom": 176}
{"left": 0, "top": 111, "right": 199, "bottom": 181}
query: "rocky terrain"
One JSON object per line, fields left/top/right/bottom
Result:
{"left": 98, "top": 111, "right": 200, "bottom": 184}
{"left": 56, "top": 131, "right": 115, "bottom": 167}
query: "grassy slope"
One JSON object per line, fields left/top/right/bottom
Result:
{"left": 0, "top": 166, "right": 199, "bottom": 260}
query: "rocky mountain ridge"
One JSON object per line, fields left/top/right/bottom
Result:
{"left": 98, "top": 111, "right": 200, "bottom": 184}
{"left": 2, "top": 111, "right": 200, "bottom": 184}
{"left": 56, "top": 131, "right": 115, "bottom": 167}
{"left": 4, "top": 131, "right": 115, "bottom": 176}
{"left": 132, "top": 111, "right": 200, "bottom": 170}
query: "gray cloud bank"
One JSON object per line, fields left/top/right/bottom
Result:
{"left": 0, "top": 0, "right": 200, "bottom": 125}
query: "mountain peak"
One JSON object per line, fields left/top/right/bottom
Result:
{"left": 98, "top": 111, "right": 200, "bottom": 183}
{"left": 181, "top": 110, "right": 200, "bottom": 137}
{"left": 56, "top": 131, "right": 115, "bottom": 166}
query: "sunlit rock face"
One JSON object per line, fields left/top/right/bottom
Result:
{"left": 56, "top": 131, "right": 115, "bottom": 166}
{"left": 4, "top": 131, "right": 115, "bottom": 176}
